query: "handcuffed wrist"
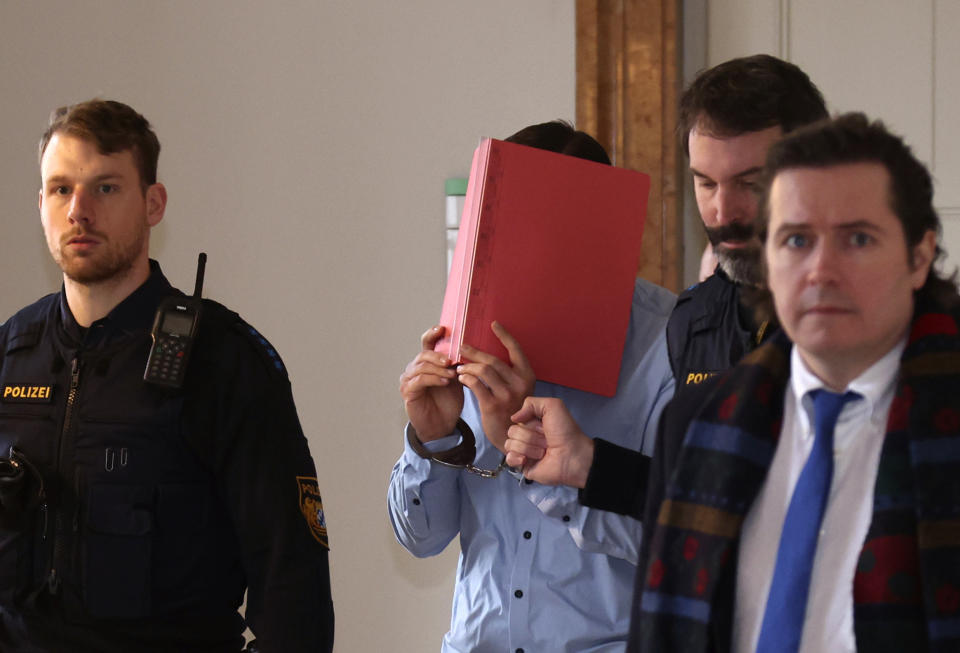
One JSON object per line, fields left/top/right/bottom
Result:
{"left": 407, "top": 419, "right": 477, "bottom": 467}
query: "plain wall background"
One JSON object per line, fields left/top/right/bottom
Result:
{"left": 0, "top": 2, "right": 575, "bottom": 651}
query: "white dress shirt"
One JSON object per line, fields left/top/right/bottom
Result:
{"left": 733, "top": 340, "right": 905, "bottom": 653}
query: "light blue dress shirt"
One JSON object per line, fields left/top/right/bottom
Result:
{"left": 388, "top": 278, "right": 676, "bottom": 652}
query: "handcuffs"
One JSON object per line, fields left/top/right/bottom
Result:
{"left": 407, "top": 418, "right": 511, "bottom": 479}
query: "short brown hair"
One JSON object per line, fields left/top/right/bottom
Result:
{"left": 679, "top": 54, "right": 828, "bottom": 156}
{"left": 39, "top": 99, "right": 160, "bottom": 189}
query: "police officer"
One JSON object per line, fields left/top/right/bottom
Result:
{"left": 0, "top": 100, "right": 333, "bottom": 652}
{"left": 666, "top": 54, "right": 828, "bottom": 390}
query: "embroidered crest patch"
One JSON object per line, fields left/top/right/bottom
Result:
{"left": 297, "top": 476, "right": 329, "bottom": 549}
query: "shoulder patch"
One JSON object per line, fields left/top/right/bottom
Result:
{"left": 197, "top": 299, "right": 288, "bottom": 380}
{"left": 297, "top": 476, "right": 329, "bottom": 549}
{"left": 237, "top": 323, "right": 288, "bottom": 377}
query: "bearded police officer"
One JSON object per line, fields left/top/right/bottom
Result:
{"left": 0, "top": 100, "right": 333, "bottom": 652}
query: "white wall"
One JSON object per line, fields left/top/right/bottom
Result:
{"left": 0, "top": 2, "right": 575, "bottom": 651}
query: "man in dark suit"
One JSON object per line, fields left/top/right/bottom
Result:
{"left": 509, "top": 113, "right": 960, "bottom": 652}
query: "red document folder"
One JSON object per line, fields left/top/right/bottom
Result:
{"left": 435, "top": 138, "right": 650, "bottom": 397}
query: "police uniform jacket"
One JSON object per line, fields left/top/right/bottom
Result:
{"left": 666, "top": 267, "right": 769, "bottom": 390}
{"left": 0, "top": 261, "right": 333, "bottom": 653}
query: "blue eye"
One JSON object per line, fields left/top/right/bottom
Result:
{"left": 850, "top": 232, "right": 873, "bottom": 247}
{"left": 785, "top": 234, "right": 808, "bottom": 248}
{"left": 98, "top": 184, "right": 115, "bottom": 194}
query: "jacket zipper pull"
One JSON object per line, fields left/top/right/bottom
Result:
{"left": 46, "top": 568, "right": 60, "bottom": 594}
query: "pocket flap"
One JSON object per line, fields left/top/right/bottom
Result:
{"left": 87, "top": 484, "right": 153, "bottom": 535}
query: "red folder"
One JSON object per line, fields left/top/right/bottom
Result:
{"left": 435, "top": 138, "right": 649, "bottom": 397}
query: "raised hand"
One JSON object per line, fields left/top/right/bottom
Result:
{"left": 456, "top": 321, "right": 536, "bottom": 452}
{"left": 399, "top": 326, "right": 462, "bottom": 441}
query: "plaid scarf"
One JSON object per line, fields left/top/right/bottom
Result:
{"left": 635, "top": 304, "right": 960, "bottom": 653}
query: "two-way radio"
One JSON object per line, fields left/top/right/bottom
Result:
{"left": 144, "top": 253, "right": 206, "bottom": 388}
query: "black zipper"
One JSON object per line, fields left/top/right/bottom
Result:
{"left": 47, "top": 354, "right": 81, "bottom": 595}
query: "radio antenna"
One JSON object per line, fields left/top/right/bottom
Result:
{"left": 193, "top": 252, "right": 207, "bottom": 298}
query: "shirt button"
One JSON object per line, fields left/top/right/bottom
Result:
{"left": 523, "top": 531, "right": 532, "bottom": 539}
{"left": 516, "top": 649, "right": 524, "bottom": 653}
{"left": 562, "top": 515, "right": 571, "bottom": 522}
{"left": 412, "top": 498, "right": 421, "bottom": 506}
{"left": 524, "top": 478, "right": 533, "bottom": 485}
{"left": 514, "top": 589, "right": 523, "bottom": 599}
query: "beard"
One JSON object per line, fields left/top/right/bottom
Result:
{"left": 51, "top": 224, "right": 148, "bottom": 285}
{"left": 703, "top": 221, "right": 764, "bottom": 287}
{"left": 716, "top": 246, "right": 764, "bottom": 286}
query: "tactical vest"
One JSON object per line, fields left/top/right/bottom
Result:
{"left": 0, "top": 294, "right": 245, "bottom": 636}
{"left": 666, "top": 271, "right": 766, "bottom": 389}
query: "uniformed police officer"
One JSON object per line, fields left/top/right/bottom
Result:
{"left": 0, "top": 100, "right": 333, "bottom": 652}
{"left": 666, "top": 54, "right": 829, "bottom": 390}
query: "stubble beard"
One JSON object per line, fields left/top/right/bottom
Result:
{"left": 52, "top": 225, "right": 148, "bottom": 285}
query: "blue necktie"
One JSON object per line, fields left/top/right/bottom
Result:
{"left": 756, "top": 389, "right": 861, "bottom": 653}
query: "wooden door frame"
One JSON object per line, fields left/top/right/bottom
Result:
{"left": 576, "top": 0, "right": 683, "bottom": 292}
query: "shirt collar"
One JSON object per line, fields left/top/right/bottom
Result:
{"left": 59, "top": 259, "right": 176, "bottom": 347}
{"left": 790, "top": 338, "right": 905, "bottom": 434}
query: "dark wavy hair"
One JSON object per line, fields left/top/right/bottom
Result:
{"left": 759, "top": 112, "right": 958, "bottom": 307}
{"left": 679, "top": 54, "right": 828, "bottom": 155}
{"left": 39, "top": 99, "right": 160, "bottom": 190}
{"left": 505, "top": 120, "right": 610, "bottom": 165}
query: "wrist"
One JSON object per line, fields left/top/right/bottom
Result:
{"left": 406, "top": 420, "right": 477, "bottom": 467}
{"left": 567, "top": 437, "right": 595, "bottom": 489}
{"left": 407, "top": 415, "right": 458, "bottom": 443}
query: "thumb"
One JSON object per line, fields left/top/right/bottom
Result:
{"left": 511, "top": 396, "right": 550, "bottom": 423}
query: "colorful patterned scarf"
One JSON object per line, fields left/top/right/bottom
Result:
{"left": 635, "top": 304, "right": 960, "bottom": 653}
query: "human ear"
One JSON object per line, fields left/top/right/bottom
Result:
{"left": 909, "top": 229, "right": 937, "bottom": 290}
{"left": 145, "top": 183, "right": 167, "bottom": 227}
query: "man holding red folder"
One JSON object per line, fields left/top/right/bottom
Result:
{"left": 389, "top": 121, "right": 677, "bottom": 651}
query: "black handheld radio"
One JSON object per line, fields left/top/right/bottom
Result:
{"left": 144, "top": 253, "right": 206, "bottom": 387}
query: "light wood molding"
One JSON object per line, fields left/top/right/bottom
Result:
{"left": 576, "top": 0, "right": 683, "bottom": 291}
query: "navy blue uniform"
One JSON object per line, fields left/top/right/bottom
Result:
{"left": 666, "top": 267, "right": 771, "bottom": 390}
{"left": 0, "top": 261, "right": 333, "bottom": 652}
